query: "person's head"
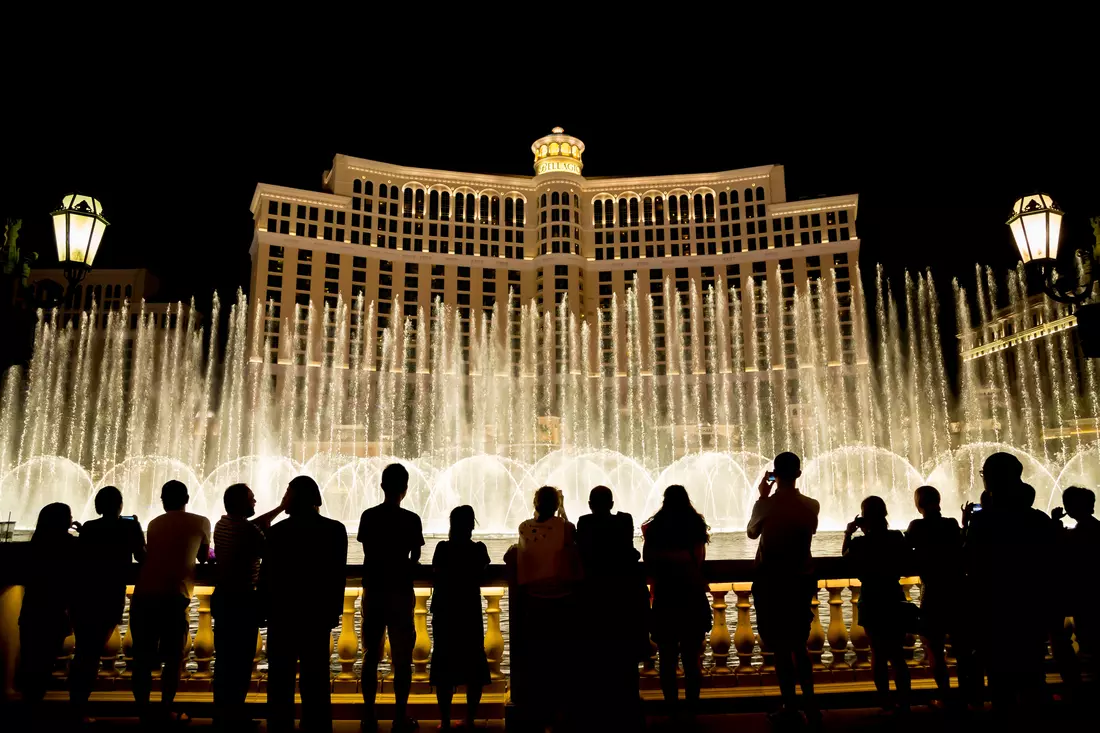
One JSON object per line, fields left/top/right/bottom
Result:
{"left": 286, "top": 475, "right": 322, "bottom": 515}
{"left": 859, "top": 495, "right": 889, "bottom": 531}
{"left": 32, "top": 502, "right": 72, "bottom": 543}
{"left": 1062, "top": 486, "right": 1095, "bottom": 520}
{"left": 773, "top": 452, "right": 801, "bottom": 489}
{"left": 223, "top": 483, "right": 256, "bottom": 519}
{"left": 534, "top": 486, "right": 560, "bottom": 520}
{"left": 94, "top": 486, "right": 123, "bottom": 518}
{"left": 161, "top": 480, "right": 189, "bottom": 511}
{"left": 647, "top": 485, "right": 710, "bottom": 544}
{"left": 449, "top": 505, "right": 476, "bottom": 542}
{"left": 1020, "top": 483, "right": 1037, "bottom": 509}
{"left": 381, "top": 463, "right": 409, "bottom": 504}
{"left": 914, "top": 485, "right": 941, "bottom": 517}
{"left": 982, "top": 452, "right": 1023, "bottom": 496}
{"left": 588, "top": 485, "right": 614, "bottom": 515}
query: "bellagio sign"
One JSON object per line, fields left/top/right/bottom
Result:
{"left": 537, "top": 159, "right": 581, "bottom": 176}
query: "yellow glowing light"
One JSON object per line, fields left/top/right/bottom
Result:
{"left": 550, "top": 143, "right": 560, "bottom": 155}
{"left": 1007, "top": 193, "right": 1063, "bottom": 263}
{"left": 52, "top": 193, "right": 108, "bottom": 268}
{"left": 540, "top": 144, "right": 548, "bottom": 157}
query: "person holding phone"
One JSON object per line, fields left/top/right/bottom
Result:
{"left": 746, "top": 452, "right": 820, "bottom": 726}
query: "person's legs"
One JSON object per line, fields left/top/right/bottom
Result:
{"left": 771, "top": 642, "right": 797, "bottom": 708}
{"left": 265, "top": 625, "right": 296, "bottom": 733}
{"left": 869, "top": 632, "right": 891, "bottom": 698}
{"left": 158, "top": 594, "right": 190, "bottom": 709}
{"left": 387, "top": 595, "right": 416, "bottom": 727}
{"left": 465, "top": 682, "right": 483, "bottom": 727}
{"left": 680, "top": 631, "right": 703, "bottom": 712}
{"left": 921, "top": 633, "right": 949, "bottom": 694}
{"left": 1049, "top": 618, "right": 1080, "bottom": 692}
{"left": 299, "top": 627, "right": 334, "bottom": 733}
{"left": 888, "top": 633, "right": 911, "bottom": 707}
{"left": 437, "top": 684, "right": 455, "bottom": 728}
{"left": 657, "top": 642, "right": 680, "bottom": 712}
{"left": 214, "top": 596, "right": 259, "bottom": 727}
{"left": 17, "top": 624, "right": 60, "bottom": 712}
{"left": 70, "top": 618, "right": 114, "bottom": 712}
{"left": 360, "top": 603, "right": 386, "bottom": 728}
{"left": 128, "top": 595, "right": 158, "bottom": 709}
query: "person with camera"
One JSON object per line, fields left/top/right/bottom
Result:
{"left": 1053, "top": 487, "right": 1100, "bottom": 670}
{"left": 843, "top": 496, "right": 914, "bottom": 714}
{"left": 746, "top": 452, "right": 820, "bottom": 726}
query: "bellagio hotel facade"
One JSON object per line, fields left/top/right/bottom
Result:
{"left": 248, "top": 128, "right": 861, "bottom": 394}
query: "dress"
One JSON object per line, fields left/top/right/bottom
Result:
{"left": 429, "top": 540, "right": 492, "bottom": 687}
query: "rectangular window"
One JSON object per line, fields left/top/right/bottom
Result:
{"left": 840, "top": 227, "right": 850, "bottom": 240}
{"left": 268, "top": 201, "right": 278, "bottom": 215}
{"left": 296, "top": 278, "right": 311, "bottom": 291}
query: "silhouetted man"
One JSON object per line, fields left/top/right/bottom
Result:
{"left": 965, "top": 452, "right": 1056, "bottom": 713}
{"left": 130, "top": 480, "right": 211, "bottom": 726}
{"left": 359, "top": 463, "right": 424, "bottom": 733}
{"left": 70, "top": 487, "right": 146, "bottom": 721}
{"left": 261, "top": 476, "right": 347, "bottom": 733}
{"left": 1054, "top": 487, "right": 1099, "bottom": 674}
{"left": 212, "top": 483, "right": 287, "bottom": 730}
{"left": 747, "top": 452, "right": 820, "bottom": 724}
{"left": 577, "top": 486, "right": 644, "bottom": 730}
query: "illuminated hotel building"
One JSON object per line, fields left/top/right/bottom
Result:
{"left": 248, "top": 128, "right": 862, "bottom": 431}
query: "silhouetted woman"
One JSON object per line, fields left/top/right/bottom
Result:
{"left": 17, "top": 502, "right": 77, "bottom": 721}
{"left": 431, "top": 505, "right": 492, "bottom": 730}
{"left": 844, "top": 496, "right": 913, "bottom": 713}
{"left": 642, "top": 485, "right": 710, "bottom": 722}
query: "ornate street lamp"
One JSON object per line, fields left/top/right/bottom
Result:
{"left": 1007, "top": 194, "right": 1100, "bottom": 356}
{"left": 51, "top": 193, "right": 109, "bottom": 289}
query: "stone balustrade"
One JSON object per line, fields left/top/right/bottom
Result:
{"left": 0, "top": 554, "right": 1089, "bottom": 703}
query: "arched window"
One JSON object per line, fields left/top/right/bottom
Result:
{"left": 455, "top": 193, "right": 465, "bottom": 221}
{"left": 353, "top": 179, "right": 362, "bottom": 194}
{"left": 593, "top": 200, "right": 604, "bottom": 228}
{"left": 364, "top": 181, "right": 374, "bottom": 196}
{"left": 755, "top": 186, "right": 765, "bottom": 201}
{"left": 440, "top": 191, "right": 451, "bottom": 219}
{"left": 466, "top": 193, "right": 476, "bottom": 222}
{"left": 505, "top": 198, "right": 514, "bottom": 227}
{"left": 669, "top": 195, "right": 679, "bottom": 223}
{"left": 704, "top": 193, "right": 715, "bottom": 222}
{"left": 379, "top": 183, "right": 388, "bottom": 198}
{"left": 643, "top": 197, "right": 654, "bottom": 225}
{"left": 114, "top": 284, "right": 121, "bottom": 298}
{"left": 429, "top": 190, "right": 439, "bottom": 219}
{"left": 403, "top": 188, "right": 414, "bottom": 216}
{"left": 719, "top": 191, "right": 727, "bottom": 206}
{"left": 391, "top": 187, "right": 399, "bottom": 200}
{"left": 124, "top": 284, "right": 132, "bottom": 298}
{"left": 629, "top": 198, "right": 639, "bottom": 225}
{"left": 480, "top": 195, "right": 490, "bottom": 223}
{"left": 541, "top": 193, "right": 547, "bottom": 207}
{"left": 678, "top": 195, "right": 689, "bottom": 223}
{"left": 491, "top": 196, "right": 500, "bottom": 224}
{"left": 561, "top": 192, "right": 570, "bottom": 206}
{"left": 618, "top": 198, "right": 628, "bottom": 227}
{"left": 743, "top": 188, "right": 752, "bottom": 203}
{"left": 605, "top": 199, "right": 615, "bottom": 227}
{"left": 655, "top": 196, "right": 665, "bottom": 225}
{"left": 729, "top": 189, "right": 738, "bottom": 205}
{"left": 516, "top": 199, "right": 525, "bottom": 226}
{"left": 415, "top": 189, "right": 425, "bottom": 217}
{"left": 552, "top": 191, "right": 560, "bottom": 206}
{"left": 693, "top": 194, "right": 704, "bottom": 222}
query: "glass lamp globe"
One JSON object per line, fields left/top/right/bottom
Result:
{"left": 51, "top": 193, "right": 108, "bottom": 281}
{"left": 1007, "top": 193, "right": 1062, "bottom": 264}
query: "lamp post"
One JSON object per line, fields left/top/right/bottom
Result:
{"left": 50, "top": 193, "right": 109, "bottom": 298}
{"left": 1007, "top": 193, "right": 1100, "bottom": 356}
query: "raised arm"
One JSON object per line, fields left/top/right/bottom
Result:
{"left": 253, "top": 491, "right": 290, "bottom": 530}
{"left": 746, "top": 499, "right": 768, "bottom": 540}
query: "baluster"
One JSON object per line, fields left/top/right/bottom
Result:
{"left": 383, "top": 630, "right": 393, "bottom": 682}
{"left": 848, "top": 580, "right": 871, "bottom": 669}
{"left": 99, "top": 624, "right": 122, "bottom": 678}
{"left": 336, "top": 588, "right": 360, "bottom": 682}
{"left": 900, "top": 578, "right": 918, "bottom": 667}
{"left": 252, "top": 628, "right": 263, "bottom": 681}
{"left": 708, "top": 584, "right": 732, "bottom": 676}
{"left": 483, "top": 587, "right": 505, "bottom": 683}
{"left": 412, "top": 588, "right": 432, "bottom": 684}
{"left": 120, "top": 586, "right": 135, "bottom": 677}
{"left": 732, "top": 583, "right": 756, "bottom": 677}
{"left": 826, "top": 581, "right": 850, "bottom": 671}
{"left": 191, "top": 586, "right": 214, "bottom": 680}
{"left": 806, "top": 583, "right": 826, "bottom": 670}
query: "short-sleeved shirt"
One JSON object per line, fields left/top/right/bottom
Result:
{"left": 517, "top": 516, "right": 578, "bottom": 597}
{"left": 905, "top": 515, "right": 962, "bottom": 588}
{"left": 75, "top": 517, "right": 146, "bottom": 621}
{"left": 213, "top": 515, "right": 266, "bottom": 591}
{"left": 357, "top": 503, "right": 424, "bottom": 597}
{"left": 747, "top": 490, "right": 820, "bottom": 576}
{"left": 135, "top": 511, "right": 211, "bottom": 599}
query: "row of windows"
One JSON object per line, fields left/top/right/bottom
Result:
{"left": 592, "top": 188, "right": 766, "bottom": 228}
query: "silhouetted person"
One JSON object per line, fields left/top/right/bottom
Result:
{"left": 577, "top": 486, "right": 644, "bottom": 730}
{"left": 964, "top": 452, "right": 1056, "bottom": 714}
{"left": 212, "top": 483, "right": 287, "bottom": 730}
{"left": 17, "top": 502, "right": 76, "bottom": 723}
{"left": 1054, "top": 487, "right": 1100, "bottom": 666}
{"left": 131, "top": 480, "right": 210, "bottom": 726}
{"left": 905, "top": 485, "right": 971, "bottom": 707}
{"left": 746, "top": 452, "right": 819, "bottom": 724}
{"left": 511, "top": 485, "right": 582, "bottom": 729}
{"left": 643, "top": 485, "right": 710, "bottom": 724}
{"left": 70, "top": 487, "right": 145, "bottom": 723}
{"left": 844, "top": 496, "right": 913, "bottom": 713}
{"left": 430, "top": 505, "right": 491, "bottom": 730}
{"left": 261, "top": 476, "right": 347, "bottom": 733}
{"left": 358, "top": 463, "right": 424, "bottom": 733}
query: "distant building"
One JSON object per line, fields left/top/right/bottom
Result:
{"left": 24, "top": 268, "right": 197, "bottom": 331}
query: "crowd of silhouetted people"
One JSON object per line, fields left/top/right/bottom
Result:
{"left": 8, "top": 451, "right": 1099, "bottom": 731}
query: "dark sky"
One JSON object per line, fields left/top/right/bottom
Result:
{"left": 5, "top": 54, "right": 1097, "bottom": 360}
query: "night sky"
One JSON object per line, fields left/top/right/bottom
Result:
{"left": 5, "top": 59, "right": 1097, "bottom": 378}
